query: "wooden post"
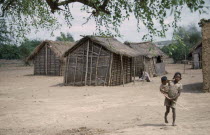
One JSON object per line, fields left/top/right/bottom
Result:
{"left": 108, "top": 53, "right": 113, "bottom": 86}
{"left": 89, "top": 45, "right": 93, "bottom": 85}
{"left": 143, "top": 56, "right": 146, "bottom": 72}
{"left": 95, "top": 46, "right": 102, "bottom": 86}
{"left": 104, "top": 53, "right": 111, "bottom": 86}
{"left": 121, "top": 55, "right": 125, "bottom": 87}
{"left": 73, "top": 57, "right": 78, "bottom": 86}
{"left": 152, "top": 57, "right": 156, "bottom": 76}
{"left": 65, "top": 55, "right": 70, "bottom": 85}
{"left": 133, "top": 57, "right": 136, "bottom": 84}
{"left": 85, "top": 41, "right": 90, "bottom": 86}
{"left": 45, "top": 46, "right": 48, "bottom": 75}
{"left": 81, "top": 47, "right": 85, "bottom": 84}
{"left": 59, "top": 62, "right": 62, "bottom": 76}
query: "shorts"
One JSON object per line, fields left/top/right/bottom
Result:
{"left": 164, "top": 98, "right": 177, "bottom": 108}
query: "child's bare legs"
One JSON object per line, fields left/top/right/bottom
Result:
{"left": 172, "top": 108, "right": 176, "bottom": 126}
{"left": 164, "top": 106, "right": 170, "bottom": 123}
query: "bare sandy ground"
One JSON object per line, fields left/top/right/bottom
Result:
{"left": 0, "top": 63, "right": 210, "bottom": 135}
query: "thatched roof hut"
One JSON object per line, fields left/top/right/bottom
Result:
{"left": 63, "top": 36, "right": 139, "bottom": 86}
{"left": 125, "top": 41, "right": 166, "bottom": 77}
{"left": 188, "top": 41, "right": 202, "bottom": 69}
{"left": 27, "top": 40, "right": 75, "bottom": 76}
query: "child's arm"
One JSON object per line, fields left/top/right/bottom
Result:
{"left": 160, "top": 87, "right": 167, "bottom": 94}
{"left": 162, "top": 93, "right": 172, "bottom": 100}
{"left": 160, "top": 86, "right": 172, "bottom": 100}
{"left": 171, "top": 84, "right": 182, "bottom": 100}
{"left": 167, "top": 80, "right": 171, "bottom": 86}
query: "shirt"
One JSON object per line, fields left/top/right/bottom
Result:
{"left": 168, "top": 81, "right": 183, "bottom": 99}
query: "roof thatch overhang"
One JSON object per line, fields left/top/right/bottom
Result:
{"left": 124, "top": 41, "right": 166, "bottom": 58}
{"left": 26, "top": 40, "right": 75, "bottom": 62}
{"left": 63, "top": 36, "right": 139, "bottom": 58}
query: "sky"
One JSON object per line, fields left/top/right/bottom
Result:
{"left": 27, "top": 1, "right": 210, "bottom": 43}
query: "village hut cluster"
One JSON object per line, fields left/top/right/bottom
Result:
{"left": 27, "top": 40, "right": 75, "bottom": 76}
{"left": 27, "top": 36, "right": 167, "bottom": 86}
{"left": 124, "top": 41, "right": 166, "bottom": 77}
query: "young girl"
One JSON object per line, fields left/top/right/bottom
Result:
{"left": 160, "top": 72, "right": 183, "bottom": 126}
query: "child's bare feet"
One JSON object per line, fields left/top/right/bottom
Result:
{"left": 164, "top": 117, "right": 168, "bottom": 123}
{"left": 172, "top": 122, "right": 176, "bottom": 126}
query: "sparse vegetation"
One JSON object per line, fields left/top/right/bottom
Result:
{"left": 161, "top": 25, "right": 202, "bottom": 63}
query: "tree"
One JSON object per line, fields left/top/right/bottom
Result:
{"left": 0, "top": 18, "right": 11, "bottom": 45}
{"left": 56, "top": 32, "right": 74, "bottom": 42}
{"left": 173, "top": 24, "right": 202, "bottom": 48}
{"left": 19, "top": 39, "right": 41, "bottom": 61}
{"left": 0, "top": 38, "right": 41, "bottom": 61}
{"left": 0, "top": 44, "right": 20, "bottom": 59}
{"left": 161, "top": 25, "right": 202, "bottom": 62}
{"left": 0, "top": 0, "right": 207, "bottom": 40}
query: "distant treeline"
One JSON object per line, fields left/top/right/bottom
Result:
{"left": 0, "top": 25, "right": 201, "bottom": 64}
{"left": 160, "top": 25, "right": 202, "bottom": 63}
{"left": 0, "top": 39, "right": 41, "bottom": 60}
{"left": 0, "top": 32, "right": 74, "bottom": 61}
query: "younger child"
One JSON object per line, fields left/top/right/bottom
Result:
{"left": 160, "top": 72, "right": 183, "bottom": 126}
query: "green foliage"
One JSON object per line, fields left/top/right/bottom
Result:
{"left": 161, "top": 25, "right": 202, "bottom": 62}
{"left": 0, "top": 0, "right": 208, "bottom": 40}
{"left": 0, "top": 18, "right": 11, "bottom": 45}
{"left": 161, "top": 41, "right": 187, "bottom": 62}
{"left": 0, "top": 44, "right": 20, "bottom": 59}
{"left": 0, "top": 39, "right": 41, "bottom": 60}
{"left": 173, "top": 24, "right": 202, "bottom": 48}
{"left": 19, "top": 39, "right": 41, "bottom": 60}
{"left": 0, "top": 0, "right": 60, "bottom": 39}
{"left": 56, "top": 32, "right": 74, "bottom": 42}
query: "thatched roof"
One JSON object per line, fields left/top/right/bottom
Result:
{"left": 124, "top": 41, "right": 165, "bottom": 58}
{"left": 27, "top": 40, "right": 75, "bottom": 61}
{"left": 188, "top": 41, "right": 202, "bottom": 57}
{"left": 63, "top": 36, "right": 139, "bottom": 57}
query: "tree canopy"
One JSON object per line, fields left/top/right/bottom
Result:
{"left": 161, "top": 24, "right": 202, "bottom": 62}
{"left": 0, "top": 38, "right": 41, "bottom": 60}
{"left": 0, "top": 18, "right": 11, "bottom": 45}
{"left": 0, "top": 0, "right": 207, "bottom": 39}
{"left": 19, "top": 39, "right": 41, "bottom": 60}
{"left": 56, "top": 32, "right": 74, "bottom": 42}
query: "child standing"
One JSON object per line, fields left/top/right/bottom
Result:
{"left": 160, "top": 72, "right": 183, "bottom": 126}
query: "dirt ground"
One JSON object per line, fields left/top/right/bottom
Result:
{"left": 1, "top": 63, "right": 210, "bottom": 135}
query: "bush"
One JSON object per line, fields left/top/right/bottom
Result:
{"left": 0, "top": 45, "right": 20, "bottom": 59}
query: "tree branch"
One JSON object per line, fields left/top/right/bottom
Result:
{"left": 56, "top": 0, "right": 111, "bottom": 15}
{"left": 45, "top": 0, "right": 61, "bottom": 13}
{"left": 100, "top": 0, "right": 110, "bottom": 9}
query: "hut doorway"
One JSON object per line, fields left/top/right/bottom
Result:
{"left": 156, "top": 56, "right": 162, "bottom": 63}
{"left": 193, "top": 53, "right": 200, "bottom": 69}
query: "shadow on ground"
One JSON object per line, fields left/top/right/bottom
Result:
{"left": 51, "top": 83, "right": 65, "bottom": 87}
{"left": 138, "top": 123, "right": 167, "bottom": 127}
{"left": 182, "top": 82, "right": 203, "bottom": 93}
{"left": 24, "top": 74, "right": 34, "bottom": 76}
